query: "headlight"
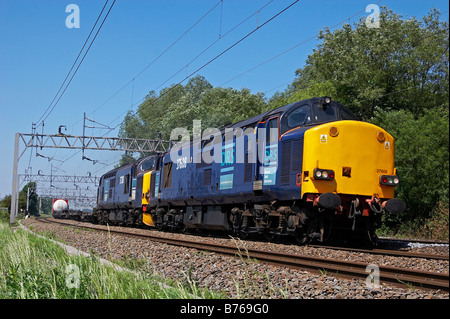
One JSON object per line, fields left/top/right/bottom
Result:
{"left": 313, "top": 168, "right": 335, "bottom": 181}
{"left": 380, "top": 175, "right": 399, "bottom": 186}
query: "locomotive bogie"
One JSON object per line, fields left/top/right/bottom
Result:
{"left": 183, "top": 206, "right": 229, "bottom": 231}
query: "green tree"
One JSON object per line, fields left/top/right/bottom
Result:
{"left": 38, "top": 196, "right": 53, "bottom": 215}
{"left": 0, "top": 194, "right": 11, "bottom": 213}
{"left": 119, "top": 75, "right": 267, "bottom": 142}
{"left": 370, "top": 107, "right": 449, "bottom": 228}
{"left": 280, "top": 7, "right": 449, "bottom": 119}
{"left": 193, "top": 87, "right": 266, "bottom": 129}
{"left": 18, "top": 182, "right": 38, "bottom": 216}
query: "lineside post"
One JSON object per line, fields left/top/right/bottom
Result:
{"left": 10, "top": 133, "right": 19, "bottom": 225}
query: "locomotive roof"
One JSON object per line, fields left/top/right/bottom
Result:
{"left": 101, "top": 154, "right": 158, "bottom": 179}
{"left": 222, "top": 97, "right": 352, "bottom": 130}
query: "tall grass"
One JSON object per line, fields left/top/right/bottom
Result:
{"left": 377, "top": 200, "right": 449, "bottom": 240}
{"left": 0, "top": 221, "right": 220, "bottom": 299}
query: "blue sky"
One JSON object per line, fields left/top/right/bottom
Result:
{"left": 0, "top": 0, "right": 448, "bottom": 200}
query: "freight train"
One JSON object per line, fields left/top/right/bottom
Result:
{"left": 51, "top": 199, "right": 69, "bottom": 219}
{"left": 54, "top": 97, "right": 406, "bottom": 244}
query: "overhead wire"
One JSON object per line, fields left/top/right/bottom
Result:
{"left": 219, "top": 0, "right": 383, "bottom": 88}
{"left": 35, "top": 0, "right": 117, "bottom": 176}
{"left": 50, "top": 1, "right": 224, "bottom": 174}
{"left": 154, "top": 0, "right": 274, "bottom": 92}
{"left": 93, "top": 0, "right": 276, "bottom": 135}
{"left": 57, "top": 0, "right": 285, "bottom": 176}
{"left": 112, "top": 0, "right": 299, "bottom": 127}
{"left": 83, "top": 0, "right": 223, "bottom": 120}
{"left": 36, "top": 0, "right": 116, "bottom": 127}
{"left": 35, "top": 1, "right": 110, "bottom": 127}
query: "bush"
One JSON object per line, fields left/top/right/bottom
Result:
{"left": 416, "top": 201, "right": 449, "bottom": 240}
{"left": 370, "top": 107, "right": 449, "bottom": 236}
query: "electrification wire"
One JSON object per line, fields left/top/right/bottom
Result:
{"left": 67, "top": 0, "right": 277, "bottom": 148}
{"left": 99, "top": 0, "right": 275, "bottom": 132}
{"left": 94, "top": 0, "right": 289, "bottom": 134}
{"left": 131, "top": 0, "right": 300, "bottom": 125}
{"left": 36, "top": 1, "right": 110, "bottom": 127}
{"left": 38, "top": 0, "right": 116, "bottom": 126}
{"left": 219, "top": 0, "right": 383, "bottom": 88}
{"left": 52, "top": 1, "right": 223, "bottom": 173}
{"left": 154, "top": 0, "right": 274, "bottom": 91}
{"left": 35, "top": 0, "right": 116, "bottom": 175}
{"left": 84, "top": 0, "right": 223, "bottom": 118}
{"left": 172, "top": 0, "right": 299, "bottom": 90}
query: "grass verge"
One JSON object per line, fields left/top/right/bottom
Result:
{"left": 0, "top": 220, "right": 220, "bottom": 299}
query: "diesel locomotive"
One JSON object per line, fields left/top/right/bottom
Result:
{"left": 56, "top": 97, "right": 406, "bottom": 244}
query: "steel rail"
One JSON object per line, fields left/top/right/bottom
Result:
{"left": 36, "top": 218, "right": 449, "bottom": 292}
{"left": 379, "top": 237, "right": 449, "bottom": 245}
{"left": 308, "top": 244, "right": 449, "bottom": 261}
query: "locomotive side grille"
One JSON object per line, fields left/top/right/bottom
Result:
{"left": 196, "top": 158, "right": 210, "bottom": 169}
{"left": 244, "top": 153, "right": 253, "bottom": 183}
{"left": 280, "top": 141, "right": 292, "bottom": 184}
{"left": 292, "top": 138, "right": 303, "bottom": 172}
{"left": 150, "top": 173, "right": 156, "bottom": 198}
{"left": 244, "top": 162, "right": 253, "bottom": 183}
{"left": 203, "top": 168, "right": 212, "bottom": 186}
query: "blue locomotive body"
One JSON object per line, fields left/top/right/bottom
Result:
{"left": 90, "top": 97, "right": 405, "bottom": 244}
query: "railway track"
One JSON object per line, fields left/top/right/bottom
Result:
{"left": 379, "top": 237, "right": 449, "bottom": 245}
{"left": 308, "top": 244, "right": 449, "bottom": 261}
{"left": 36, "top": 218, "right": 449, "bottom": 292}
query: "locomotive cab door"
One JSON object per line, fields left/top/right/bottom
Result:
{"left": 129, "top": 164, "right": 136, "bottom": 202}
{"left": 254, "top": 116, "right": 279, "bottom": 192}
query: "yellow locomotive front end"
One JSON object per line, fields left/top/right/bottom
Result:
{"left": 299, "top": 120, "right": 405, "bottom": 243}
{"left": 302, "top": 120, "right": 397, "bottom": 198}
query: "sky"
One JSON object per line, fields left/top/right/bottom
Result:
{"left": 0, "top": 0, "right": 448, "bottom": 203}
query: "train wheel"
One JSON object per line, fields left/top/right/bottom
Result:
{"left": 295, "top": 229, "right": 308, "bottom": 245}
{"left": 264, "top": 230, "right": 277, "bottom": 242}
{"left": 239, "top": 229, "right": 250, "bottom": 240}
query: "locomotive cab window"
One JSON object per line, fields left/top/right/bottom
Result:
{"left": 124, "top": 174, "right": 130, "bottom": 194}
{"left": 313, "top": 102, "right": 337, "bottom": 123}
{"left": 140, "top": 157, "right": 155, "bottom": 173}
{"left": 288, "top": 106, "right": 311, "bottom": 128}
{"left": 266, "top": 117, "right": 279, "bottom": 145}
{"left": 103, "top": 180, "right": 109, "bottom": 201}
{"left": 162, "top": 161, "right": 173, "bottom": 188}
{"left": 280, "top": 104, "right": 311, "bottom": 134}
{"left": 340, "top": 108, "right": 357, "bottom": 121}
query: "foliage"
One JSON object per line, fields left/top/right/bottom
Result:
{"left": 280, "top": 7, "right": 449, "bottom": 120}
{"left": 38, "top": 196, "right": 53, "bottom": 215}
{"left": 0, "top": 195, "right": 11, "bottom": 213}
{"left": 118, "top": 75, "right": 266, "bottom": 161}
{"left": 268, "top": 80, "right": 337, "bottom": 109}
{"left": 18, "top": 182, "right": 39, "bottom": 216}
{"left": 120, "top": 75, "right": 266, "bottom": 140}
{"left": 370, "top": 107, "right": 449, "bottom": 226}
{"left": 419, "top": 200, "right": 449, "bottom": 240}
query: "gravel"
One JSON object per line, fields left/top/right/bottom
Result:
{"left": 22, "top": 218, "right": 449, "bottom": 299}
